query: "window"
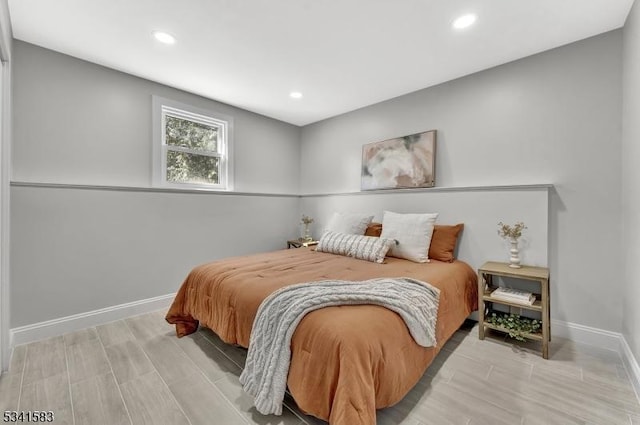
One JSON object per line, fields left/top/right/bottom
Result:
{"left": 152, "top": 96, "right": 233, "bottom": 190}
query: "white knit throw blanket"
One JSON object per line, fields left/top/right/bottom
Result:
{"left": 239, "top": 277, "right": 441, "bottom": 416}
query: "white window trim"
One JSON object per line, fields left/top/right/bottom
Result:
{"left": 152, "top": 96, "right": 234, "bottom": 191}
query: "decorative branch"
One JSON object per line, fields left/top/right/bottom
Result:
{"left": 497, "top": 221, "right": 527, "bottom": 240}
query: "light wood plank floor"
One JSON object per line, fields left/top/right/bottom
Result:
{"left": 1, "top": 311, "right": 639, "bottom": 425}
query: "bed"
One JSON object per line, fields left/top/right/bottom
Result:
{"left": 166, "top": 246, "right": 477, "bottom": 425}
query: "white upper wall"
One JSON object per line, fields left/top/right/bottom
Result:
{"left": 12, "top": 40, "right": 301, "bottom": 194}
{"left": 300, "top": 31, "right": 624, "bottom": 333}
{"left": 622, "top": 0, "right": 640, "bottom": 362}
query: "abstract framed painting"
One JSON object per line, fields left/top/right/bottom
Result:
{"left": 361, "top": 130, "right": 436, "bottom": 190}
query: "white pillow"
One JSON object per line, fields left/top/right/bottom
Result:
{"left": 380, "top": 211, "right": 439, "bottom": 263}
{"left": 317, "top": 231, "right": 396, "bottom": 263}
{"left": 325, "top": 212, "right": 374, "bottom": 235}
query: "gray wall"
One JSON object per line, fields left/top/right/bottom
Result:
{"left": 623, "top": 0, "right": 640, "bottom": 362}
{"left": 0, "top": 0, "right": 10, "bottom": 59}
{"left": 11, "top": 41, "right": 302, "bottom": 327}
{"left": 12, "top": 41, "right": 301, "bottom": 194}
{"left": 300, "top": 31, "right": 624, "bottom": 332}
{"left": 9, "top": 30, "right": 630, "bottom": 339}
{"left": 0, "top": 0, "right": 11, "bottom": 370}
{"left": 10, "top": 186, "right": 298, "bottom": 327}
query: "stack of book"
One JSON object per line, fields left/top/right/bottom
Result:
{"left": 490, "top": 287, "right": 536, "bottom": 306}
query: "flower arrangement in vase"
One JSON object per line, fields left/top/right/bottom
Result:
{"left": 301, "top": 215, "right": 314, "bottom": 242}
{"left": 497, "top": 221, "right": 527, "bottom": 268}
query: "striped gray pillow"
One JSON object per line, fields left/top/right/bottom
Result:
{"left": 317, "top": 231, "right": 396, "bottom": 263}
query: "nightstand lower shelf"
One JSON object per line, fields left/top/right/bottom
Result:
{"left": 481, "top": 322, "right": 543, "bottom": 341}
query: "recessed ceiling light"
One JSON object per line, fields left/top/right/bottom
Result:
{"left": 452, "top": 14, "right": 477, "bottom": 30}
{"left": 289, "top": 92, "right": 303, "bottom": 99}
{"left": 152, "top": 31, "right": 176, "bottom": 45}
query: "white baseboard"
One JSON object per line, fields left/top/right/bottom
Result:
{"left": 551, "top": 319, "right": 622, "bottom": 352}
{"left": 10, "top": 293, "right": 175, "bottom": 347}
{"left": 552, "top": 319, "right": 640, "bottom": 403}
{"left": 620, "top": 336, "right": 640, "bottom": 403}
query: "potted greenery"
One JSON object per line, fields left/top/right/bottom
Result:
{"left": 486, "top": 312, "right": 541, "bottom": 341}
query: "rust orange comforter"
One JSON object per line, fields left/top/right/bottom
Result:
{"left": 166, "top": 247, "right": 477, "bottom": 425}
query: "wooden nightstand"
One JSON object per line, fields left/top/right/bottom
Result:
{"left": 287, "top": 239, "right": 319, "bottom": 249}
{"left": 478, "top": 261, "right": 550, "bottom": 359}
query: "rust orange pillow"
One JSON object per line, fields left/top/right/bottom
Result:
{"left": 428, "top": 224, "right": 464, "bottom": 262}
{"left": 364, "top": 222, "right": 383, "bottom": 237}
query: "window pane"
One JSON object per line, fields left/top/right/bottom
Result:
{"left": 167, "top": 150, "right": 220, "bottom": 184}
{"left": 165, "top": 115, "right": 218, "bottom": 152}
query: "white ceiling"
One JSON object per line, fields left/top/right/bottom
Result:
{"left": 8, "top": 0, "right": 634, "bottom": 126}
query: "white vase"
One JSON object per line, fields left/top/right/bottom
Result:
{"left": 302, "top": 223, "right": 312, "bottom": 242}
{"left": 509, "top": 239, "right": 521, "bottom": 268}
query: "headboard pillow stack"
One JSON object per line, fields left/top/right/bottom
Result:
{"left": 320, "top": 211, "right": 464, "bottom": 263}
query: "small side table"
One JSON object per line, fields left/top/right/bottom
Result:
{"left": 287, "top": 239, "right": 319, "bottom": 249}
{"left": 478, "top": 261, "right": 550, "bottom": 359}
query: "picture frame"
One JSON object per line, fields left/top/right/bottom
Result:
{"left": 361, "top": 129, "right": 436, "bottom": 190}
